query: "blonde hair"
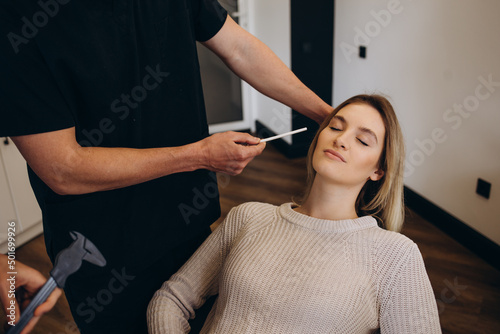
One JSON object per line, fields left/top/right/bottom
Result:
{"left": 300, "top": 94, "right": 406, "bottom": 232}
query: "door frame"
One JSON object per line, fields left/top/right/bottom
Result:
{"left": 208, "top": 0, "right": 253, "bottom": 134}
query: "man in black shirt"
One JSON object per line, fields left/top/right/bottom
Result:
{"left": 0, "top": 0, "right": 332, "bottom": 332}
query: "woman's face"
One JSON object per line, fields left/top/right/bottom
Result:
{"left": 312, "top": 103, "right": 386, "bottom": 189}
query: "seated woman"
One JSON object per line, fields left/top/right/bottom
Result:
{"left": 147, "top": 94, "right": 441, "bottom": 333}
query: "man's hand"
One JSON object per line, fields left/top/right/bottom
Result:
{"left": 11, "top": 127, "right": 266, "bottom": 196}
{"left": 198, "top": 131, "right": 266, "bottom": 175}
{"left": 0, "top": 255, "right": 62, "bottom": 334}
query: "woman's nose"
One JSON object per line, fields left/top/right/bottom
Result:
{"left": 333, "top": 134, "right": 349, "bottom": 150}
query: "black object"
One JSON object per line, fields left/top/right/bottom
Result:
{"left": 7, "top": 231, "right": 106, "bottom": 334}
{"left": 476, "top": 178, "right": 491, "bottom": 199}
{"left": 359, "top": 46, "right": 367, "bottom": 58}
{"left": 290, "top": 0, "right": 334, "bottom": 157}
{"left": 256, "top": 0, "right": 334, "bottom": 159}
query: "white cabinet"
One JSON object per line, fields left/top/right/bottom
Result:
{"left": 0, "top": 138, "right": 43, "bottom": 253}
{"left": 0, "top": 153, "right": 17, "bottom": 246}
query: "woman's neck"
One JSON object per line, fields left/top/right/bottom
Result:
{"left": 295, "top": 175, "right": 362, "bottom": 221}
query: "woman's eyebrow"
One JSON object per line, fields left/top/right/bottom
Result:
{"left": 332, "top": 115, "right": 378, "bottom": 144}
{"left": 359, "top": 127, "right": 378, "bottom": 144}
{"left": 332, "top": 115, "right": 346, "bottom": 124}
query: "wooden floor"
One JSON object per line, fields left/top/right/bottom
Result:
{"left": 1, "top": 144, "right": 499, "bottom": 333}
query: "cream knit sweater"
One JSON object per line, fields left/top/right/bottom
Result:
{"left": 148, "top": 202, "right": 441, "bottom": 333}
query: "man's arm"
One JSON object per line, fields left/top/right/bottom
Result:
{"left": 11, "top": 127, "right": 265, "bottom": 195}
{"left": 202, "top": 16, "right": 333, "bottom": 124}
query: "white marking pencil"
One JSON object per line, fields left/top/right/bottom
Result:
{"left": 260, "top": 127, "right": 308, "bottom": 142}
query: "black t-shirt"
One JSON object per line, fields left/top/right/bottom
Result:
{"left": 0, "top": 0, "right": 227, "bottom": 270}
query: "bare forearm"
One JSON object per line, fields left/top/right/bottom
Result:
{"left": 55, "top": 144, "right": 202, "bottom": 195}
{"left": 12, "top": 129, "right": 264, "bottom": 196}
{"left": 234, "top": 39, "right": 331, "bottom": 122}
{"left": 208, "top": 18, "right": 332, "bottom": 123}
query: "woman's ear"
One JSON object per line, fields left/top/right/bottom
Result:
{"left": 369, "top": 168, "right": 385, "bottom": 181}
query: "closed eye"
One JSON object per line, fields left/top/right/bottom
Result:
{"left": 330, "top": 127, "right": 341, "bottom": 131}
{"left": 357, "top": 138, "right": 368, "bottom": 146}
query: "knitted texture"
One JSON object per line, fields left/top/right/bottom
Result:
{"left": 147, "top": 202, "right": 441, "bottom": 333}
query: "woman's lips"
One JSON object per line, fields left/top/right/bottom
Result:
{"left": 324, "top": 149, "right": 346, "bottom": 163}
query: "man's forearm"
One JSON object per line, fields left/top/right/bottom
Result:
{"left": 54, "top": 144, "right": 203, "bottom": 195}
{"left": 204, "top": 17, "right": 332, "bottom": 124}
{"left": 231, "top": 37, "right": 332, "bottom": 123}
{"left": 12, "top": 128, "right": 264, "bottom": 196}
{"left": 11, "top": 128, "right": 204, "bottom": 195}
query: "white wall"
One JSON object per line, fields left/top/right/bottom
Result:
{"left": 245, "top": 0, "right": 293, "bottom": 143}
{"left": 334, "top": 0, "right": 500, "bottom": 245}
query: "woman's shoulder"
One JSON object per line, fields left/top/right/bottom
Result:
{"left": 365, "top": 223, "right": 416, "bottom": 248}
{"left": 228, "top": 201, "right": 279, "bottom": 219}
{"left": 223, "top": 202, "right": 279, "bottom": 229}
{"left": 362, "top": 224, "right": 425, "bottom": 275}
{"left": 362, "top": 224, "right": 420, "bottom": 261}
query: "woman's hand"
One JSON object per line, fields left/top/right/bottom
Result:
{"left": 0, "top": 255, "right": 62, "bottom": 333}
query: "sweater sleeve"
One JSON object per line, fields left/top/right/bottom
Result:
{"left": 147, "top": 204, "right": 251, "bottom": 333}
{"left": 379, "top": 243, "right": 442, "bottom": 333}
